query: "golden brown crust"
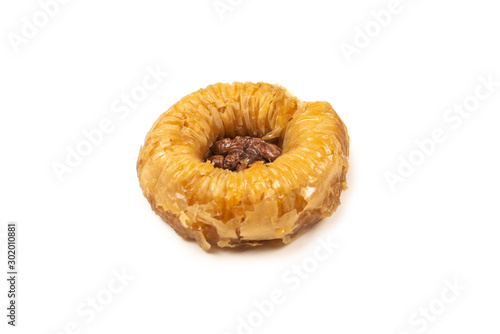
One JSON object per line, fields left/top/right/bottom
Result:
{"left": 137, "top": 82, "right": 349, "bottom": 251}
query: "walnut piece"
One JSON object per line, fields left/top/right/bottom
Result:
{"left": 208, "top": 136, "right": 282, "bottom": 171}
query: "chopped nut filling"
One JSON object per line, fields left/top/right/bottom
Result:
{"left": 208, "top": 136, "right": 282, "bottom": 171}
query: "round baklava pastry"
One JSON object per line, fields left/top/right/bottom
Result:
{"left": 137, "top": 82, "right": 349, "bottom": 251}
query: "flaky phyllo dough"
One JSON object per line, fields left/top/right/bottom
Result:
{"left": 137, "top": 82, "right": 349, "bottom": 250}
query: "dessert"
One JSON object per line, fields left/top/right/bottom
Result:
{"left": 137, "top": 82, "right": 349, "bottom": 251}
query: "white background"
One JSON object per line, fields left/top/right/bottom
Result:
{"left": 1, "top": 0, "right": 500, "bottom": 333}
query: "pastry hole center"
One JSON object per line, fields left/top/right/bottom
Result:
{"left": 206, "top": 136, "right": 282, "bottom": 171}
